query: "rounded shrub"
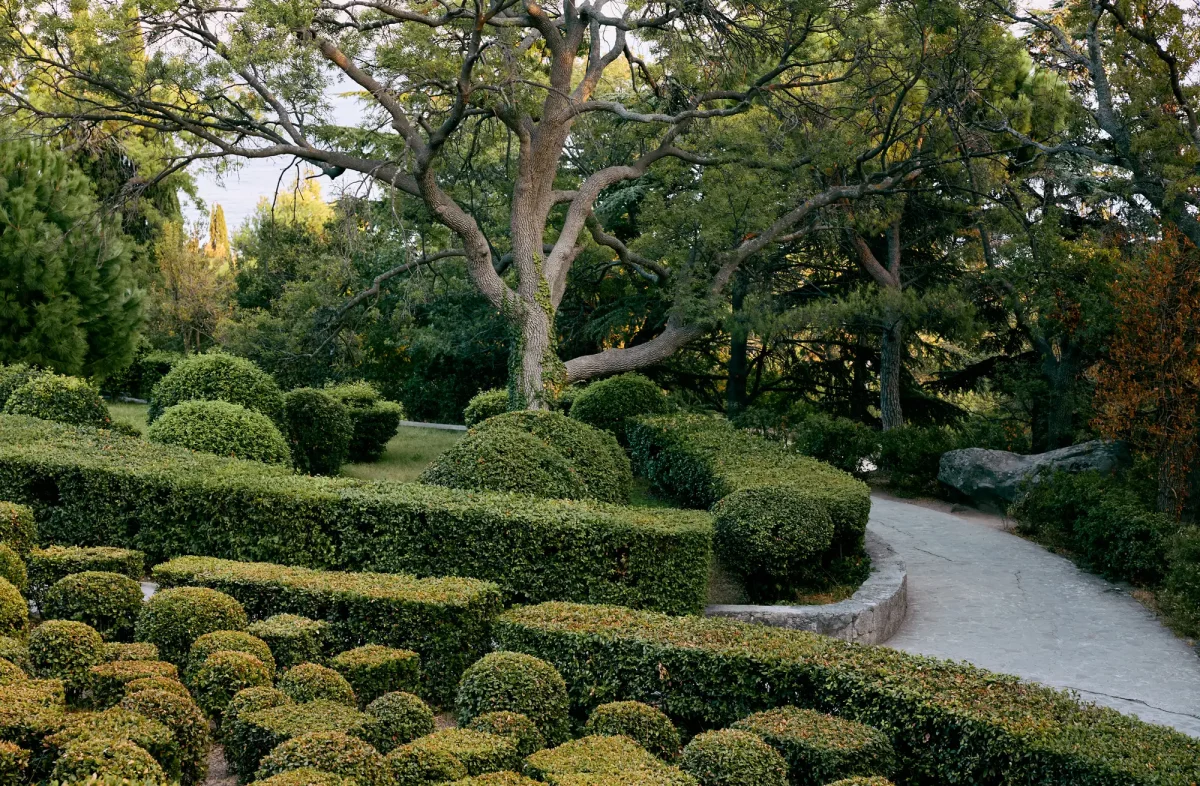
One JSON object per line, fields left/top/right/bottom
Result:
{"left": 283, "top": 388, "right": 353, "bottom": 475}
{"left": 192, "top": 650, "right": 273, "bottom": 719}
{"left": 135, "top": 586, "right": 248, "bottom": 665}
{"left": 147, "top": 399, "right": 291, "bottom": 465}
{"left": 420, "top": 424, "right": 585, "bottom": 500}
{"left": 3, "top": 373, "right": 111, "bottom": 428}
{"left": 27, "top": 545, "right": 143, "bottom": 608}
{"left": 28, "top": 619, "right": 103, "bottom": 684}
{"left": 364, "top": 691, "right": 435, "bottom": 754}
{"left": 279, "top": 662, "right": 356, "bottom": 706}
{"left": 0, "top": 363, "right": 47, "bottom": 407}
{"left": 86, "top": 659, "right": 180, "bottom": 708}
{"left": 148, "top": 352, "right": 284, "bottom": 424}
{"left": 52, "top": 737, "right": 167, "bottom": 784}
{"left": 187, "top": 630, "right": 275, "bottom": 683}
{"left": 220, "top": 685, "right": 293, "bottom": 742}
{"left": 732, "top": 706, "right": 895, "bottom": 786}
{"left": 45, "top": 706, "right": 182, "bottom": 779}
{"left": 42, "top": 571, "right": 144, "bottom": 642}
{"left": 585, "top": 701, "right": 680, "bottom": 760}
{"left": 713, "top": 487, "right": 835, "bottom": 601}
{"left": 126, "top": 676, "right": 191, "bottom": 700}
{"left": 103, "top": 642, "right": 160, "bottom": 662}
{"left": 463, "top": 389, "right": 508, "bottom": 427}
{"left": 680, "top": 729, "right": 788, "bottom": 786}
{"left": 0, "top": 544, "right": 25, "bottom": 593}
{"left": 256, "top": 731, "right": 387, "bottom": 786}
{"left": 0, "top": 656, "right": 26, "bottom": 684}
{"left": 455, "top": 651, "right": 569, "bottom": 745}
{"left": 120, "top": 688, "right": 210, "bottom": 786}
{"left": 447, "top": 774, "right": 542, "bottom": 786}
{"left": 0, "top": 501, "right": 36, "bottom": 555}
{"left": 466, "top": 711, "right": 544, "bottom": 758}
{"left": 249, "top": 614, "right": 329, "bottom": 670}
{"left": 0, "top": 577, "right": 24, "bottom": 636}
{"left": 385, "top": 745, "right": 468, "bottom": 786}
{"left": 0, "top": 635, "right": 30, "bottom": 672}
{"left": 569, "top": 373, "right": 668, "bottom": 445}
{"left": 400, "top": 729, "right": 519, "bottom": 777}
{"left": 331, "top": 644, "right": 419, "bottom": 705}
{"left": 324, "top": 381, "right": 404, "bottom": 462}
{"left": 256, "top": 767, "right": 359, "bottom": 786}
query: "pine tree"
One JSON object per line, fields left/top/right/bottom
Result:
{"left": 0, "top": 141, "right": 142, "bottom": 378}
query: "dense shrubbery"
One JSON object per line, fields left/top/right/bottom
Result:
{"left": 46, "top": 705, "right": 182, "bottom": 780}
{"left": 876, "top": 425, "right": 958, "bottom": 496}
{"left": 86, "top": 659, "right": 180, "bottom": 709}
{"left": 148, "top": 352, "right": 285, "bottom": 424}
{"left": 225, "top": 700, "right": 374, "bottom": 781}
{"left": 51, "top": 737, "right": 167, "bottom": 784}
{"left": 0, "top": 546, "right": 24, "bottom": 593}
{"left": 279, "top": 663, "right": 356, "bottom": 706}
{"left": 465, "top": 711, "right": 544, "bottom": 758}
{"left": 0, "top": 364, "right": 46, "bottom": 408}
{"left": 148, "top": 400, "right": 291, "bottom": 465}
{"left": 29, "top": 619, "right": 103, "bottom": 690}
{"left": 1162, "top": 527, "right": 1200, "bottom": 637}
{"left": 193, "top": 650, "right": 274, "bottom": 719}
{"left": 27, "top": 546, "right": 144, "bottom": 608}
{"left": 569, "top": 373, "right": 668, "bottom": 446}
{"left": 584, "top": 701, "right": 679, "bottom": 760}
{"left": 283, "top": 388, "right": 353, "bottom": 475}
{"left": 187, "top": 630, "right": 276, "bottom": 682}
{"left": 120, "top": 687, "right": 210, "bottom": 785}
{"left": 255, "top": 731, "right": 386, "bottom": 786}
{"left": 324, "top": 382, "right": 403, "bottom": 462}
{"left": 364, "top": 691, "right": 435, "bottom": 753}
{"left": 0, "top": 578, "right": 23, "bottom": 636}
{"left": 787, "top": 413, "right": 879, "bottom": 475}
{"left": 732, "top": 706, "right": 895, "bottom": 786}
{"left": 249, "top": 615, "right": 329, "bottom": 670}
{"left": 397, "top": 729, "right": 520, "bottom": 776}
{"left": 680, "top": 729, "right": 787, "bottom": 786}
{"left": 42, "top": 571, "right": 144, "bottom": 642}
{"left": 331, "top": 645, "right": 420, "bottom": 705}
{"left": 455, "top": 651, "right": 570, "bottom": 746}
{"left": 0, "top": 501, "right": 35, "bottom": 555}
{"left": 0, "top": 416, "right": 712, "bottom": 615}
{"left": 135, "top": 586, "right": 248, "bottom": 665}
{"left": 3, "top": 374, "right": 110, "bottom": 428}
{"left": 463, "top": 389, "right": 508, "bottom": 427}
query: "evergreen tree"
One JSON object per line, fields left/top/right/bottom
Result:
{"left": 0, "top": 141, "right": 142, "bottom": 377}
{"left": 209, "top": 204, "right": 230, "bottom": 261}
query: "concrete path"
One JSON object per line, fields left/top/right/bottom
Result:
{"left": 870, "top": 493, "right": 1200, "bottom": 737}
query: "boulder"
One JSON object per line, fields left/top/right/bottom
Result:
{"left": 938, "top": 440, "right": 1131, "bottom": 510}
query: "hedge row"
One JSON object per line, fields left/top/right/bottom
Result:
{"left": 494, "top": 602, "right": 1200, "bottom": 786}
{"left": 0, "top": 416, "right": 712, "bottom": 615}
{"left": 152, "top": 556, "right": 500, "bottom": 702}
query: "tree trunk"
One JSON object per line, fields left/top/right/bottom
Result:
{"left": 509, "top": 298, "right": 561, "bottom": 410}
{"left": 726, "top": 275, "right": 749, "bottom": 416}
{"left": 879, "top": 317, "right": 904, "bottom": 431}
{"left": 1042, "top": 350, "right": 1078, "bottom": 450}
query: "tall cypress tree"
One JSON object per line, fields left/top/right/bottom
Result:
{"left": 0, "top": 141, "right": 142, "bottom": 377}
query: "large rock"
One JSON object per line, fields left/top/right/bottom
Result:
{"left": 938, "top": 440, "right": 1131, "bottom": 510}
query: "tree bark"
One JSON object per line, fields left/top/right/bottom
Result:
{"left": 726, "top": 274, "right": 750, "bottom": 416}
{"left": 879, "top": 316, "right": 904, "bottom": 431}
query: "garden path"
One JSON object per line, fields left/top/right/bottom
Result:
{"left": 870, "top": 493, "right": 1200, "bottom": 737}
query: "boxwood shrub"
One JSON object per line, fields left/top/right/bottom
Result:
{"left": 495, "top": 602, "right": 1200, "bottom": 786}
{"left": 42, "top": 571, "right": 144, "bottom": 642}
{"left": 86, "top": 660, "right": 179, "bottom": 709}
{"left": 0, "top": 578, "right": 23, "bottom": 636}
{"left": 0, "top": 501, "right": 35, "bottom": 555}
{"left": 569, "top": 373, "right": 668, "bottom": 446}
{"left": 463, "top": 389, "right": 508, "bottom": 427}
{"left": 0, "top": 364, "right": 47, "bottom": 409}
{"left": 147, "top": 400, "right": 291, "bottom": 466}
{"left": 220, "top": 686, "right": 292, "bottom": 745}
{"left": 279, "top": 663, "right": 356, "bottom": 706}
{"left": 0, "top": 678, "right": 66, "bottom": 757}
{"left": 125, "top": 676, "right": 190, "bottom": 700}
{"left": 27, "top": 546, "right": 144, "bottom": 609}
{"left": 0, "top": 546, "right": 23, "bottom": 593}
{"left": 255, "top": 731, "right": 387, "bottom": 786}
{"left": 323, "top": 382, "right": 403, "bottom": 463}
{"left": 523, "top": 735, "right": 695, "bottom": 785}
{"left": 455, "top": 652, "right": 569, "bottom": 746}
{"left": 363, "top": 691, "right": 434, "bottom": 753}
{"left": 384, "top": 745, "right": 467, "bottom": 786}
{"left": 187, "top": 631, "right": 275, "bottom": 683}
{"left": 679, "top": 729, "right": 787, "bottom": 786}
{"left": 46, "top": 707, "right": 181, "bottom": 781}
{"left": 465, "top": 711, "right": 543, "bottom": 758}
{"left": 249, "top": 615, "right": 329, "bottom": 670}
{"left": 192, "top": 651, "right": 273, "bottom": 719}
{"left": 584, "top": 701, "right": 679, "bottom": 760}
{"left": 29, "top": 620, "right": 103, "bottom": 691}
{"left": 148, "top": 352, "right": 284, "bottom": 424}
{"left": 449, "top": 773, "right": 541, "bottom": 786}
{"left": 102, "top": 643, "right": 159, "bottom": 663}
{"left": 400, "top": 729, "right": 519, "bottom": 776}
{"left": 0, "top": 416, "right": 710, "bottom": 616}
{"left": 135, "top": 586, "right": 248, "bottom": 665}
{"left": 331, "top": 645, "right": 420, "bottom": 705}
{"left": 0, "top": 657, "right": 24, "bottom": 684}
{"left": 420, "top": 424, "right": 586, "bottom": 501}
{"left": 3, "top": 374, "right": 111, "bottom": 429}
{"left": 50, "top": 737, "right": 166, "bottom": 784}
{"left": 732, "top": 707, "right": 895, "bottom": 786}
{"left": 823, "top": 779, "right": 895, "bottom": 786}
{"left": 119, "top": 688, "right": 209, "bottom": 786}
{"left": 283, "top": 389, "right": 353, "bottom": 476}
{"left": 225, "top": 699, "right": 374, "bottom": 781}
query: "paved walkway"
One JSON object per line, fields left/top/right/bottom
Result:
{"left": 870, "top": 493, "right": 1200, "bottom": 737}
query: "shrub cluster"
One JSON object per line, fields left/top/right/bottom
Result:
{"left": 463, "top": 389, "right": 508, "bottom": 427}
{"left": 0, "top": 415, "right": 712, "bottom": 615}
{"left": 120, "top": 687, "right": 209, "bottom": 785}
{"left": 385, "top": 744, "right": 467, "bottom": 785}
{"left": 0, "top": 546, "right": 24, "bottom": 593}
{"left": 323, "top": 382, "right": 403, "bottom": 462}
{"left": 0, "top": 678, "right": 67, "bottom": 757}
{"left": 3, "top": 374, "right": 111, "bottom": 428}
{"left": 224, "top": 699, "right": 374, "bottom": 780}
{"left": 680, "top": 729, "right": 787, "bottom": 786}
{"left": 135, "top": 586, "right": 248, "bottom": 665}
{"left": 1162, "top": 526, "right": 1200, "bottom": 637}
{"left": 46, "top": 706, "right": 182, "bottom": 781}
{"left": 584, "top": 701, "right": 679, "bottom": 760}
{"left": 732, "top": 707, "right": 895, "bottom": 786}
{"left": 187, "top": 630, "right": 275, "bottom": 682}
{"left": 27, "top": 546, "right": 144, "bottom": 609}
{"left": 524, "top": 735, "right": 695, "bottom": 785}
{"left": 255, "top": 731, "right": 387, "bottom": 786}
{"left": 363, "top": 691, "right": 434, "bottom": 753}
{"left": 256, "top": 766, "right": 358, "bottom": 786}
{"left": 0, "top": 364, "right": 47, "bottom": 408}
{"left": 283, "top": 388, "right": 353, "bottom": 475}
{"left": 455, "top": 651, "right": 570, "bottom": 746}
{"left": 876, "top": 424, "right": 959, "bottom": 496}
{"left": 0, "top": 635, "right": 30, "bottom": 672}
{"left": 279, "top": 663, "right": 356, "bottom": 706}
{"left": 154, "top": 556, "right": 500, "bottom": 703}
{"left": 50, "top": 736, "right": 167, "bottom": 784}
{"left": 0, "top": 579, "right": 24, "bottom": 640}
{"left": 86, "top": 659, "right": 179, "bottom": 708}
{"left": 496, "top": 602, "right": 1200, "bottom": 786}
{"left": 0, "top": 739, "right": 28, "bottom": 785}
{"left": 787, "top": 412, "right": 878, "bottom": 475}
{"left": 249, "top": 615, "right": 329, "bottom": 670}
{"left": 42, "top": 571, "right": 144, "bottom": 642}
{"left": 192, "top": 650, "right": 273, "bottom": 719}
{"left": 148, "top": 400, "right": 291, "bottom": 465}
{"left": 569, "top": 373, "right": 668, "bottom": 446}
{"left": 330, "top": 645, "right": 420, "bottom": 705}
{"left": 102, "top": 642, "right": 159, "bottom": 663}
{"left": 148, "top": 352, "right": 284, "bottom": 424}
{"left": 221, "top": 686, "right": 292, "bottom": 745}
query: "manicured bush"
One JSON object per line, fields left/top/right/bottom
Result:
{"left": 0, "top": 365, "right": 46, "bottom": 409}
{"left": 0, "top": 416, "right": 712, "bottom": 616}
{"left": 0, "top": 740, "right": 28, "bottom": 786}
{"left": 224, "top": 699, "right": 374, "bottom": 780}
{"left": 279, "top": 663, "right": 356, "bottom": 706}
{"left": 187, "top": 630, "right": 275, "bottom": 683}
{"left": 256, "top": 731, "right": 387, "bottom": 786}
{"left": 256, "top": 767, "right": 358, "bottom": 786}
{"left": 125, "top": 676, "right": 190, "bottom": 700}
{"left": 220, "top": 686, "right": 292, "bottom": 744}
{"left": 51, "top": 737, "right": 167, "bottom": 784}
{"left": 283, "top": 388, "right": 353, "bottom": 475}
{"left": 43, "top": 572, "right": 144, "bottom": 642}
{"left": 148, "top": 400, "right": 291, "bottom": 465}
{"left": 0, "top": 579, "right": 23, "bottom": 637}
{"left": 0, "top": 546, "right": 23, "bottom": 593}
{"left": 0, "top": 501, "right": 35, "bottom": 555}
{"left": 29, "top": 620, "right": 103, "bottom": 688}
{"left": 420, "top": 424, "right": 585, "bottom": 500}
{"left": 148, "top": 352, "right": 284, "bottom": 424}
{"left": 249, "top": 615, "right": 329, "bottom": 670}
{"left": 324, "top": 382, "right": 403, "bottom": 462}
{"left": 102, "top": 643, "right": 159, "bottom": 663}
{"left": 363, "top": 691, "right": 434, "bottom": 754}
{"left": 135, "top": 586, "right": 248, "bottom": 665}
{"left": 732, "top": 707, "right": 894, "bottom": 786}
{"left": 0, "top": 635, "right": 30, "bottom": 672}
{"left": 3, "top": 374, "right": 110, "bottom": 429}
{"left": 585, "top": 701, "right": 679, "bottom": 760}
{"left": 27, "top": 546, "right": 144, "bottom": 609}
{"left": 570, "top": 373, "right": 668, "bottom": 446}
{"left": 463, "top": 389, "right": 508, "bottom": 427}
{"left": 0, "top": 657, "right": 25, "bottom": 684}
{"left": 400, "top": 729, "right": 520, "bottom": 776}
{"left": 192, "top": 651, "right": 272, "bottom": 719}
{"left": 679, "top": 729, "right": 787, "bottom": 786}
{"left": 86, "top": 660, "right": 179, "bottom": 709}
{"left": 384, "top": 745, "right": 467, "bottom": 786}
{"left": 46, "top": 707, "right": 181, "bottom": 781}
{"left": 496, "top": 602, "right": 1200, "bottom": 786}
{"left": 120, "top": 688, "right": 209, "bottom": 786}
{"left": 448, "top": 773, "right": 541, "bottom": 786}
{"left": 524, "top": 735, "right": 695, "bottom": 785}
{"left": 455, "top": 652, "right": 569, "bottom": 745}
{"left": 876, "top": 424, "right": 957, "bottom": 496}
{"left": 465, "top": 712, "right": 543, "bottom": 758}
{"left": 1162, "top": 526, "right": 1200, "bottom": 638}
{"left": 331, "top": 645, "right": 419, "bottom": 705}
{"left": 154, "top": 557, "right": 501, "bottom": 703}
{"left": 789, "top": 413, "right": 879, "bottom": 475}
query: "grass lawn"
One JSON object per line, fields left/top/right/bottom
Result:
{"left": 340, "top": 427, "right": 464, "bottom": 483}
{"left": 108, "top": 401, "right": 150, "bottom": 434}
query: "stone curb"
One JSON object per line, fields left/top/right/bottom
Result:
{"left": 705, "top": 531, "right": 908, "bottom": 645}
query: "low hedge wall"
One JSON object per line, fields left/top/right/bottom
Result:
{"left": 152, "top": 556, "right": 500, "bottom": 703}
{"left": 494, "top": 602, "right": 1200, "bottom": 786}
{"left": 0, "top": 416, "right": 711, "bottom": 615}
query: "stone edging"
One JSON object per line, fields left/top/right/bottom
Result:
{"left": 705, "top": 530, "right": 907, "bottom": 645}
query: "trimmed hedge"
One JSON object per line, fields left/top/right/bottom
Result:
{"left": 495, "top": 603, "right": 1200, "bottom": 786}
{"left": 0, "top": 658, "right": 24, "bottom": 684}
{"left": 283, "top": 389, "right": 353, "bottom": 476}
{"left": 584, "top": 701, "right": 679, "bottom": 760}
{"left": 323, "top": 382, "right": 403, "bottom": 463}
{"left": 420, "top": 425, "right": 586, "bottom": 501}
{"left": 225, "top": 699, "right": 374, "bottom": 781}
{"left": 450, "top": 773, "right": 541, "bottom": 786}
{"left": 455, "top": 652, "right": 569, "bottom": 746}
{"left": 27, "top": 546, "right": 144, "bottom": 609}
{"left": 220, "top": 686, "right": 292, "bottom": 745}
{"left": 0, "top": 416, "right": 711, "bottom": 616}
{"left": 680, "top": 729, "right": 787, "bottom": 786}
{"left": 0, "top": 678, "right": 66, "bottom": 758}
{"left": 0, "top": 636, "right": 30, "bottom": 673}
{"left": 400, "top": 729, "right": 519, "bottom": 776}
{"left": 279, "top": 663, "right": 356, "bottom": 706}
{"left": 135, "top": 586, "right": 248, "bottom": 665}
{"left": 187, "top": 630, "right": 275, "bottom": 683}
{"left": 86, "top": 660, "right": 179, "bottom": 709}
{"left": 153, "top": 556, "right": 500, "bottom": 703}
{"left": 524, "top": 735, "right": 696, "bottom": 786}
{"left": 256, "top": 767, "right": 358, "bottom": 786}
{"left": 124, "top": 677, "right": 189, "bottom": 700}
{"left": 463, "top": 389, "right": 508, "bottom": 428}
{"left": 0, "top": 501, "right": 35, "bottom": 555}
{"left": 255, "top": 731, "right": 386, "bottom": 786}
{"left": 148, "top": 352, "right": 284, "bottom": 424}
{"left": 3, "top": 374, "right": 110, "bottom": 429}
{"left": 42, "top": 572, "right": 144, "bottom": 642}
{"left": 385, "top": 745, "right": 467, "bottom": 786}
{"left": 0, "top": 365, "right": 47, "bottom": 409}
{"left": 569, "top": 373, "right": 668, "bottom": 446}
{"left": 363, "top": 692, "right": 434, "bottom": 753}
{"left": 331, "top": 645, "right": 420, "bottom": 705}
{"left": 249, "top": 615, "right": 328, "bottom": 670}
{"left": 732, "top": 707, "right": 894, "bottom": 786}
{"left": 148, "top": 400, "right": 291, "bottom": 465}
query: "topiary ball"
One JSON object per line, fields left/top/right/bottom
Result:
{"left": 28, "top": 619, "right": 102, "bottom": 685}
{"left": 420, "top": 424, "right": 585, "bottom": 500}
{"left": 3, "top": 374, "right": 111, "bottom": 428}
{"left": 120, "top": 688, "right": 210, "bottom": 786}
{"left": 585, "top": 701, "right": 680, "bottom": 760}
{"left": 463, "top": 389, "right": 508, "bottom": 427}
{"left": 0, "top": 577, "right": 24, "bottom": 636}
{"left": 283, "top": 388, "right": 353, "bottom": 475}
{"left": 192, "top": 650, "right": 273, "bottom": 719}
{"left": 187, "top": 630, "right": 275, "bottom": 683}
{"left": 248, "top": 614, "right": 329, "bottom": 670}
{"left": 86, "top": 658, "right": 180, "bottom": 708}
{"left": 680, "top": 729, "right": 788, "bottom": 786}
{"left": 569, "top": 373, "right": 667, "bottom": 445}
{"left": 385, "top": 745, "right": 467, "bottom": 786}
{"left": 148, "top": 399, "right": 291, "bottom": 465}
{"left": 135, "top": 586, "right": 248, "bottom": 665}
{"left": 220, "top": 686, "right": 293, "bottom": 743}
{"left": 466, "top": 711, "right": 545, "bottom": 758}
{"left": 148, "top": 352, "right": 284, "bottom": 424}
{"left": 0, "top": 544, "right": 25, "bottom": 593}
{"left": 255, "top": 731, "right": 387, "bottom": 786}
{"left": 42, "top": 571, "right": 144, "bottom": 642}
{"left": 0, "top": 501, "right": 36, "bottom": 555}
{"left": 279, "top": 662, "right": 357, "bottom": 706}
{"left": 455, "top": 651, "right": 569, "bottom": 745}
{"left": 363, "top": 691, "right": 435, "bottom": 754}
{"left": 52, "top": 736, "right": 167, "bottom": 784}
{"left": 330, "top": 645, "right": 419, "bottom": 706}
{"left": 323, "top": 382, "right": 404, "bottom": 462}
